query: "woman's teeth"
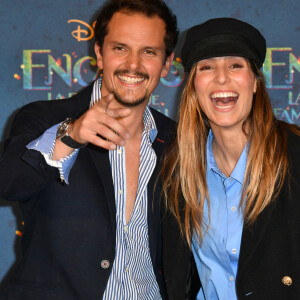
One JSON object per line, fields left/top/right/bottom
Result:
{"left": 210, "top": 92, "right": 238, "bottom": 108}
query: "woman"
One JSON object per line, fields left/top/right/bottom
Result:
{"left": 162, "top": 18, "right": 300, "bottom": 299}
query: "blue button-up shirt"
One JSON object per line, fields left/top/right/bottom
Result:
{"left": 192, "top": 130, "right": 247, "bottom": 300}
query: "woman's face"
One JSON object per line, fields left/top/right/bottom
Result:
{"left": 194, "top": 56, "right": 257, "bottom": 132}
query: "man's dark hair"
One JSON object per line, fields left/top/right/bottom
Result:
{"left": 94, "top": 0, "right": 178, "bottom": 58}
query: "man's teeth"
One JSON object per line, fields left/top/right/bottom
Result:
{"left": 211, "top": 92, "right": 238, "bottom": 98}
{"left": 118, "top": 75, "right": 144, "bottom": 84}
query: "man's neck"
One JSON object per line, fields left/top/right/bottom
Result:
{"left": 120, "top": 105, "right": 146, "bottom": 140}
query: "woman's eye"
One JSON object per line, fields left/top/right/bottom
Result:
{"left": 199, "top": 65, "right": 212, "bottom": 71}
{"left": 230, "top": 63, "right": 243, "bottom": 68}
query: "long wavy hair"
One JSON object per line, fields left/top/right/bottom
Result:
{"left": 161, "top": 60, "right": 300, "bottom": 246}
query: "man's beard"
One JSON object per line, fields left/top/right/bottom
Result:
{"left": 110, "top": 89, "right": 149, "bottom": 107}
{"left": 111, "top": 70, "right": 150, "bottom": 108}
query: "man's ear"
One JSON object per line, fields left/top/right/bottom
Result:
{"left": 94, "top": 42, "right": 103, "bottom": 69}
{"left": 161, "top": 52, "right": 174, "bottom": 78}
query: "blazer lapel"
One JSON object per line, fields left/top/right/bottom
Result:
{"left": 87, "top": 145, "right": 116, "bottom": 235}
{"left": 72, "top": 83, "right": 116, "bottom": 233}
{"left": 73, "top": 84, "right": 94, "bottom": 117}
{"left": 147, "top": 108, "right": 176, "bottom": 268}
{"left": 237, "top": 198, "right": 277, "bottom": 277}
{"left": 147, "top": 133, "right": 168, "bottom": 268}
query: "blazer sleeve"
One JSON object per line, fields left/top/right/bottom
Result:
{"left": 0, "top": 103, "right": 61, "bottom": 202}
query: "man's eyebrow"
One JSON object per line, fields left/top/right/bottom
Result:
{"left": 108, "top": 41, "right": 127, "bottom": 47}
{"left": 143, "top": 46, "right": 162, "bottom": 50}
{"left": 108, "top": 41, "right": 164, "bottom": 51}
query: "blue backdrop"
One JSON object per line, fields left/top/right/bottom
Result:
{"left": 0, "top": 0, "right": 299, "bottom": 284}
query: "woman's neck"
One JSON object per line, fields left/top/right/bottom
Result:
{"left": 211, "top": 125, "right": 248, "bottom": 177}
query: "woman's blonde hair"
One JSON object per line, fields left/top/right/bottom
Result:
{"left": 161, "top": 60, "right": 300, "bottom": 246}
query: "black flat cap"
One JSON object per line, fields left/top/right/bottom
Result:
{"left": 181, "top": 18, "right": 266, "bottom": 72}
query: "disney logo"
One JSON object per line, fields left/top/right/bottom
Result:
{"left": 68, "top": 19, "right": 96, "bottom": 42}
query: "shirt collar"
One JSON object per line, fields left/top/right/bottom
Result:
{"left": 90, "top": 76, "right": 102, "bottom": 108}
{"left": 143, "top": 106, "right": 157, "bottom": 143}
{"left": 90, "top": 77, "right": 157, "bottom": 144}
{"left": 207, "top": 129, "right": 247, "bottom": 184}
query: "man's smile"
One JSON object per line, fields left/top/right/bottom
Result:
{"left": 116, "top": 74, "right": 145, "bottom": 84}
{"left": 114, "top": 70, "right": 149, "bottom": 86}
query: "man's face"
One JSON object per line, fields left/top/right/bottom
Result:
{"left": 95, "top": 11, "right": 173, "bottom": 107}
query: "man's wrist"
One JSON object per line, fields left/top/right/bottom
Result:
{"left": 56, "top": 118, "right": 87, "bottom": 149}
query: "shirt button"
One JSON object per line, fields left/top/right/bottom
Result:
{"left": 117, "top": 149, "right": 122, "bottom": 154}
{"left": 232, "top": 249, "right": 237, "bottom": 254}
{"left": 119, "top": 189, "right": 123, "bottom": 194}
{"left": 125, "top": 265, "right": 129, "bottom": 272}
{"left": 124, "top": 226, "right": 128, "bottom": 233}
{"left": 229, "top": 275, "right": 234, "bottom": 282}
{"left": 231, "top": 206, "right": 237, "bottom": 212}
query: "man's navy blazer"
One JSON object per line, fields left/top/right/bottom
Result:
{"left": 0, "top": 84, "right": 176, "bottom": 299}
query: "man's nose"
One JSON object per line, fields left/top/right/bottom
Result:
{"left": 126, "top": 52, "right": 141, "bottom": 71}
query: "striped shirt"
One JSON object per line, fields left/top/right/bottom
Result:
{"left": 92, "top": 78, "right": 161, "bottom": 299}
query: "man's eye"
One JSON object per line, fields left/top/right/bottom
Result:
{"left": 144, "top": 49, "right": 156, "bottom": 55}
{"left": 113, "top": 46, "right": 125, "bottom": 51}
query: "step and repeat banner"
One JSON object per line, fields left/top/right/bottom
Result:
{"left": 0, "top": 0, "right": 299, "bottom": 284}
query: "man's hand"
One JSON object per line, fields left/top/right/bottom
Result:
{"left": 52, "top": 93, "right": 131, "bottom": 160}
{"left": 71, "top": 93, "right": 131, "bottom": 150}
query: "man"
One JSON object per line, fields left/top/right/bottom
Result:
{"left": 0, "top": 0, "right": 186, "bottom": 299}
